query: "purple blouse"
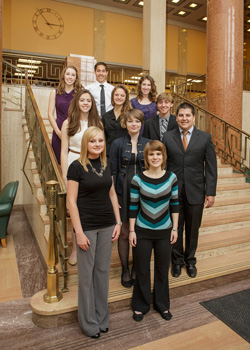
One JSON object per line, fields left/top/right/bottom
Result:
{"left": 130, "top": 98, "right": 157, "bottom": 134}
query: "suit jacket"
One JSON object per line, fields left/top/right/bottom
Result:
{"left": 162, "top": 127, "right": 217, "bottom": 205}
{"left": 142, "top": 114, "right": 178, "bottom": 140}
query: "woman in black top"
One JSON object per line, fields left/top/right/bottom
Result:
{"left": 102, "top": 84, "right": 130, "bottom": 156}
{"left": 109, "top": 109, "right": 150, "bottom": 288}
{"left": 67, "top": 126, "right": 121, "bottom": 339}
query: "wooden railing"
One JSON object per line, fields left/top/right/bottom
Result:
{"left": 24, "top": 77, "right": 69, "bottom": 297}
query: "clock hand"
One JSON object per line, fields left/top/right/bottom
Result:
{"left": 45, "top": 22, "right": 61, "bottom": 27}
{"left": 37, "top": 8, "right": 53, "bottom": 29}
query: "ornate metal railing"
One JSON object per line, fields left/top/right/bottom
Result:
{"left": 170, "top": 74, "right": 206, "bottom": 107}
{"left": 2, "top": 59, "right": 25, "bottom": 108}
{"left": 24, "top": 77, "right": 69, "bottom": 296}
{"left": 171, "top": 93, "right": 250, "bottom": 179}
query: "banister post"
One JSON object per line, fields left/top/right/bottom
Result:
{"left": 44, "top": 180, "right": 62, "bottom": 303}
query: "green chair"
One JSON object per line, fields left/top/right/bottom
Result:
{"left": 0, "top": 181, "right": 19, "bottom": 247}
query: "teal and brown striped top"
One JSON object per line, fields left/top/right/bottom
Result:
{"left": 129, "top": 171, "right": 179, "bottom": 239}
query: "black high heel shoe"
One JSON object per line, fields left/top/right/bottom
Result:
{"left": 121, "top": 274, "right": 132, "bottom": 288}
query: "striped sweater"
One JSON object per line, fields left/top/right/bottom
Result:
{"left": 129, "top": 171, "right": 179, "bottom": 239}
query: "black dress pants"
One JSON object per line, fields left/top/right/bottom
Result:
{"left": 172, "top": 185, "right": 204, "bottom": 266}
{"left": 132, "top": 235, "right": 172, "bottom": 314}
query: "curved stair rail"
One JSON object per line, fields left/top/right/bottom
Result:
{"left": 24, "top": 77, "right": 69, "bottom": 297}
{"left": 170, "top": 90, "right": 250, "bottom": 179}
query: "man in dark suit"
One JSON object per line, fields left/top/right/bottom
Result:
{"left": 162, "top": 102, "right": 217, "bottom": 278}
{"left": 143, "top": 92, "right": 178, "bottom": 141}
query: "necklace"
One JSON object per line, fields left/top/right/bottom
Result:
{"left": 89, "top": 161, "right": 104, "bottom": 177}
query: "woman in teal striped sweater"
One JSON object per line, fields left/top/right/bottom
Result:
{"left": 129, "top": 140, "right": 179, "bottom": 322}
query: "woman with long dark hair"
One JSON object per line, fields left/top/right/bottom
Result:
{"left": 61, "top": 89, "right": 103, "bottom": 265}
{"left": 48, "top": 65, "right": 82, "bottom": 164}
{"left": 102, "top": 84, "right": 130, "bottom": 156}
{"left": 130, "top": 75, "right": 157, "bottom": 135}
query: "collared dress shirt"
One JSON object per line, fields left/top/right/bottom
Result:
{"left": 85, "top": 81, "right": 114, "bottom": 117}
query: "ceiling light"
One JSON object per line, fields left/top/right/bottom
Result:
{"left": 192, "top": 79, "right": 203, "bottom": 83}
{"left": 248, "top": 19, "right": 250, "bottom": 23}
{"left": 189, "top": 3, "right": 198, "bottom": 8}
{"left": 247, "top": 29, "right": 250, "bottom": 32}
{"left": 17, "top": 64, "right": 39, "bottom": 69}
{"left": 202, "top": 17, "right": 207, "bottom": 21}
{"left": 131, "top": 76, "right": 141, "bottom": 79}
{"left": 18, "top": 59, "right": 41, "bottom": 64}
{"left": 138, "top": 1, "right": 144, "bottom": 6}
{"left": 248, "top": 5, "right": 250, "bottom": 8}
{"left": 172, "top": 0, "right": 180, "bottom": 3}
{"left": 178, "top": 11, "right": 186, "bottom": 15}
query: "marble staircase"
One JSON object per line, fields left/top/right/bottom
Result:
{"left": 23, "top": 117, "right": 250, "bottom": 326}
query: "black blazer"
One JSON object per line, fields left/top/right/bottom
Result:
{"left": 162, "top": 127, "right": 217, "bottom": 205}
{"left": 109, "top": 134, "right": 150, "bottom": 195}
{"left": 142, "top": 114, "right": 178, "bottom": 140}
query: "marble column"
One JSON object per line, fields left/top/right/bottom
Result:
{"left": 93, "top": 9, "right": 105, "bottom": 62}
{"left": 206, "top": 0, "right": 243, "bottom": 129}
{"left": 143, "top": 0, "right": 166, "bottom": 92}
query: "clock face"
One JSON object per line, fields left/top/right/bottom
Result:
{"left": 32, "top": 8, "right": 64, "bottom": 40}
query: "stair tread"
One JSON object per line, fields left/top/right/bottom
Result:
{"left": 109, "top": 249, "right": 250, "bottom": 302}
{"left": 218, "top": 172, "right": 244, "bottom": 179}
{"left": 217, "top": 183, "right": 250, "bottom": 191}
{"left": 31, "top": 249, "right": 250, "bottom": 314}
{"left": 201, "top": 209, "right": 250, "bottom": 226}
{"left": 212, "top": 196, "right": 250, "bottom": 207}
{"left": 198, "top": 227, "right": 250, "bottom": 251}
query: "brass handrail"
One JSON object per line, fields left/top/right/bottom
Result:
{"left": 171, "top": 92, "right": 250, "bottom": 179}
{"left": 24, "top": 77, "right": 69, "bottom": 293}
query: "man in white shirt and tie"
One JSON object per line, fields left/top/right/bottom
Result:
{"left": 162, "top": 102, "right": 217, "bottom": 279}
{"left": 85, "top": 62, "right": 114, "bottom": 117}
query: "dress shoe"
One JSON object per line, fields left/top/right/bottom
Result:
{"left": 100, "top": 328, "right": 109, "bottom": 333}
{"left": 133, "top": 311, "right": 144, "bottom": 322}
{"left": 91, "top": 333, "right": 100, "bottom": 339}
{"left": 171, "top": 264, "right": 181, "bottom": 277}
{"left": 160, "top": 310, "right": 172, "bottom": 321}
{"left": 186, "top": 263, "right": 197, "bottom": 278}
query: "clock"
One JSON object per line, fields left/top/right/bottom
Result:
{"left": 32, "top": 8, "right": 64, "bottom": 40}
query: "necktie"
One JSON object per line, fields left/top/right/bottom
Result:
{"left": 182, "top": 131, "right": 188, "bottom": 151}
{"left": 100, "top": 84, "right": 106, "bottom": 116}
{"left": 160, "top": 119, "right": 168, "bottom": 141}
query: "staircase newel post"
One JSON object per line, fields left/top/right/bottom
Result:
{"left": 43, "top": 180, "right": 62, "bottom": 303}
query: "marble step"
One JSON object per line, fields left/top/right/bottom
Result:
{"left": 200, "top": 209, "right": 250, "bottom": 234}
{"left": 31, "top": 248, "right": 250, "bottom": 325}
{"left": 215, "top": 183, "right": 250, "bottom": 198}
{"left": 57, "top": 224, "right": 250, "bottom": 288}
{"left": 217, "top": 174, "right": 245, "bottom": 185}
{"left": 203, "top": 200, "right": 250, "bottom": 215}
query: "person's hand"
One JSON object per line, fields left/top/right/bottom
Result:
{"left": 170, "top": 230, "right": 178, "bottom": 245}
{"left": 129, "top": 231, "right": 137, "bottom": 247}
{"left": 204, "top": 195, "right": 215, "bottom": 208}
{"left": 111, "top": 224, "right": 121, "bottom": 242}
{"left": 76, "top": 233, "right": 90, "bottom": 251}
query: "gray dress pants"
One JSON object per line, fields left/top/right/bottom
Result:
{"left": 76, "top": 225, "right": 114, "bottom": 337}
